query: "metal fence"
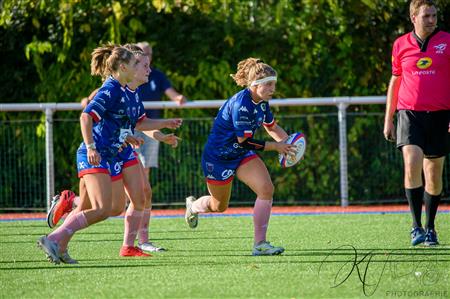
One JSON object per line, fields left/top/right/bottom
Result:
{"left": 1, "top": 97, "right": 449, "bottom": 211}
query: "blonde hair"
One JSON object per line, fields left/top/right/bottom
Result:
{"left": 410, "top": 0, "right": 436, "bottom": 17}
{"left": 230, "top": 58, "right": 277, "bottom": 87}
{"left": 123, "top": 43, "right": 145, "bottom": 57}
{"left": 90, "top": 44, "right": 134, "bottom": 78}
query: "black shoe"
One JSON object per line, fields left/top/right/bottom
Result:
{"left": 410, "top": 227, "right": 426, "bottom": 246}
{"left": 423, "top": 229, "right": 439, "bottom": 246}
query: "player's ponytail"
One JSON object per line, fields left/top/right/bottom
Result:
{"left": 90, "top": 44, "right": 134, "bottom": 78}
{"left": 231, "top": 57, "right": 277, "bottom": 87}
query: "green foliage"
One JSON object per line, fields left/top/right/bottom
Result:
{"left": 1, "top": 0, "right": 449, "bottom": 206}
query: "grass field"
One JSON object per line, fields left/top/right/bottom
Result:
{"left": 1, "top": 212, "right": 449, "bottom": 298}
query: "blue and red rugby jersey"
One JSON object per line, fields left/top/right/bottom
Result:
{"left": 204, "top": 88, "right": 276, "bottom": 161}
{"left": 82, "top": 76, "right": 143, "bottom": 158}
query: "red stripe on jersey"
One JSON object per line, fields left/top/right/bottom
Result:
{"left": 88, "top": 111, "right": 101, "bottom": 122}
{"left": 206, "top": 176, "right": 234, "bottom": 185}
{"left": 263, "top": 119, "right": 276, "bottom": 127}
{"left": 137, "top": 114, "right": 146, "bottom": 124}
{"left": 78, "top": 168, "right": 109, "bottom": 178}
{"left": 244, "top": 131, "right": 253, "bottom": 138}
{"left": 239, "top": 154, "right": 259, "bottom": 167}
{"left": 123, "top": 157, "right": 139, "bottom": 168}
{"left": 111, "top": 174, "right": 123, "bottom": 182}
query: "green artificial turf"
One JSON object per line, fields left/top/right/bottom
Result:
{"left": 0, "top": 213, "right": 449, "bottom": 298}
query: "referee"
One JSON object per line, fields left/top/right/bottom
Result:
{"left": 383, "top": 0, "right": 450, "bottom": 246}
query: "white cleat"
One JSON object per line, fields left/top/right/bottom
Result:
{"left": 37, "top": 236, "right": 61, "bottom": 264}
{"left": 252, "top": 241, "right": 285, "bottom": 256}
{"left": 138, "top": 242, "right": 166, "bottom": 252}
{"left": 46, "top": 194, "right": 60, "bottom": 228}
{"left": 185, "top": 196, "right": 198, "bottom": 229}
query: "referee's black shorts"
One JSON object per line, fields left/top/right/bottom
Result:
{"left": 396, "top": 110, "right": 450, "bottom": 158}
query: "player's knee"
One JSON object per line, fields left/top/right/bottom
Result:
{"left": 95, "top": 207, "right": 111, "bottom": 221}
{"left": 143, "top": 184, "right": 152, "bottom": 203}
{"left": 110, "top": 205, "right": 123, "bottom": 217}
{"left": 209, "top": 200, "right": 228, "bottom": 213}
{"left": 256, "top": 183, "right": 274, "bottom": 199}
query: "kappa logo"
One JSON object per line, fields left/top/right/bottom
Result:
{"left": 102, "top": 90, "right": 111, "bottom": 98}
{"left": 416, "top": 57, "right": 432, "bottom": 69}
{"left": 239, "top": 106, "right": 249, "bottom": 113}
{"left": 434, "top": 43, "right": 447, "bottom": 54}
{"left": 150, "top": 81, "right": 156, "bottom": 91}
{"left": 120, "top": 97, "right": 126, "bottom": 103}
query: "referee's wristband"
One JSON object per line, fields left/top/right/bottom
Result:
{"left": 86, "top": 143, "right": 96, "bottom": 150}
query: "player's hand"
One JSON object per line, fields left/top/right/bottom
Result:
{"left": 165, "top": 118, "right": 183, "bottom": 129}
{"left": 383, "top": 121, "right": 396, "bottom": 142}
{"left": 175, "top": 95, "right": 187, "bottom": 105}
{"left": 87, "top": 148, "right": 101, "bottom": 166}
{"left": 274, "top": 142, "right": 297, "bottom": 156}
{"left": 124, "top": 135, "right": 144, "bottom": 148}
{"left": 161, "top": 133, "right": 182, "bottom": 148}
{"left": 81, "top": 97, "right": 89, "bottom": 109}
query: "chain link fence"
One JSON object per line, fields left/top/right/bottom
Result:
{"left": 1, "top": 105, "right": 449, "bottom": 212}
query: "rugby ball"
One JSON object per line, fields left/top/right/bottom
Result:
{"left": 279, "top": 132, "right": 306, "bottom": 168}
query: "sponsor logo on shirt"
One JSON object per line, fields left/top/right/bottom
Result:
{"left": 238, "top": 106, "right": 249, "bottom": 113}
{"left": 102, "top": 90, "right": 111, "bottom": 98}
{"left": 416, "top": 57, "right": 432, "bottom": 69}
{"left": 114, "top": 162, "right": 121, "bottom": 173}
{"left": 235, "top": 120, "right": 251, "bottom": 126}
{"left": 221, "top": 169, "right": 234, "bottom": 180}
{"left": 260, "top": 103, "right": 266, "bottom": 111}
{"left": 206, "top": 162, "right": 214, "bottom": 173}
{"left": 434, "top": 43, "right": 447, "bottom": 54}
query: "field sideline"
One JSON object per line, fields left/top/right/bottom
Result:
{"left": 2, "top": 204, "right": 450, "bottom": 221}
{"left": 1, "top": 207, "right": 449, "bottom": 298}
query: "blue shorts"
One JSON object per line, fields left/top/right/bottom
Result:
{"left": 77, "top": 148, "right": 111, "bottom": 178}
{"left": 110, "top": 146, "right": 140, "bottom": 181}
{"left": 201, "top": 150, "right": 258, "bottom": 185}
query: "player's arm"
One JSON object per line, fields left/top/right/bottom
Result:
{"left": 143, "top": 130, "right": 181, "bottom": 148}
{"left": 383, "top": 75, "right": 401, "bottom": 141}
{"left": 80, "top": 113, "right": 100, "bottom": 166}
{"left": 81, "top": 88, "right": 100, "bottom": 109}
{"left": 237, "top": 136, "right": 295, "bottom": 155}
{"left": 135, "top": 117, "right": 182, "bottom": 131}
{"left": 263, "top": 123, "right": 288, "bottom": 142}
{"left": 165, "top": 87, "right": 187, "bottom": 105}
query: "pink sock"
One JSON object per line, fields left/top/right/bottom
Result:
{"left": 138, "top": 209, "right": 151, "bottom": 244}
{"left": 123, "top": 208, "right": 144, "bottom": 247}
{"left": 73, "top": 196, "right": 80, "bottom": 209}
{"left": 253, "top": 198, "right": 273, "bottom": 244}
{"left": 191, "top": 196, "right": 212, "bottom": 213}
{"left": 48, "top": 211, "right": 88, "bottom": 251}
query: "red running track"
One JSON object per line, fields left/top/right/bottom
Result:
{"left": 1, "top": 204, "right": 450, "bottom": 220}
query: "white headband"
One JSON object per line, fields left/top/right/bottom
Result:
{"left": 250, "top": 76, "right": 277, "bottom": 86}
